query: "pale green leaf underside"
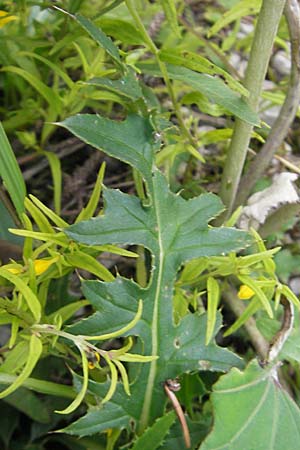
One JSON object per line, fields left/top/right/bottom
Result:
{"left": 200, "top": 360, "right": 300, "bottom": 450}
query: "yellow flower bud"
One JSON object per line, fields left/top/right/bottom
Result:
{"left": 0, "top": 11, "right": 17, "bottom": 28}
{"left": 34, "top": 257, "right": 58, "bottom": 275}
{"left": 238, "top": 285, "right": 255, "bottom": 300}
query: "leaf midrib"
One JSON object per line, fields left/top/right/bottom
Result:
{"left": 139, "top": 181, "right": 165, "bottom": 431}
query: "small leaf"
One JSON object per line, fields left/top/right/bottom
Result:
{"left": 75, "top": 163, "right": 105, "bottom": 223}
{"left": 0, "top": 122, "right": 26, "bottom": 217}
{"left": 113, "top": 360, "right": 130, "bottom": 396}
{"left": 137, "top": 62, "right": 259, "bottom": 125}
{"left": 0, "top": 334, "right": 42, "bottom": 398}
{"left": 206, "top": 277, "right": 220, "bottom": 345}
{"left": 223, "top": 297, "right": 260, "bottom": 336}
{"left": 200, "top": 360, "right": 300, "bottom": 450}
{"left": 25, "top": 197, "right": 54, "bottom": 234}
{"left": 160, "top": 0, "right": 180, "bottom": 38}
{"left": 28, "top": 194, "right": 68, "bottom": 228}
{"left": 0, "top": 268, "right": 41, "bottom": 322}
{"left": 101, "top": 355, "right": 118, "bottom": 404}
{"left": 1, "top": 66, "right": 62, "bottom": 114}
{"left": 207, "top": 0, "right": 262, "bottom": 37}
{"left": 83, "top": 299, "right": 143, "bottom": 340}
{"left": 55, "top": 345, "right": 89, "bottom": 414}
{"left": 238, "top": 275, "right": 273, "bottom": 318}
{"left": 131, "top": 411, "right": 176, "bottom": 450}
{"left": 64, "top": 250, "right": 114, "bottom": 282}
{"left": 85, "top": 69, "right": 143, "bottom": 101}
{"left": 160, "top": 50, "right": 248, "bottom": 97}
{"left": 42, "top": 150, "right": 62, "bottom": 215}
{"left": 280, "top": 285, "right": 300, "bottom": 309}
{"left": 74, "top": 14, "right": 123, "bottom": 67}
{"left": 97, "top": 17, "right": 144, "bottom": 45}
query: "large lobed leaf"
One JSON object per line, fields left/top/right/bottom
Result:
{"left": 200, "top": 360, "right": 300, "bottom": 450}
{"left": 58, "top": 112, "right": 251, "bottom": 435}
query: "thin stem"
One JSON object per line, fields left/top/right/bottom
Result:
{"left": 125, "top": 0, "right": 196, "bottom": 148}
{"left": 235, "top": 0, "right": 300, "bottom": 206}
{"left": 219, "top": 0, "right": 286, "bottom": 220}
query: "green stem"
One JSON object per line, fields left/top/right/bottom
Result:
{"left": 125, "top": 0, "right": 196, "bottom": 148}
{"left": 0, "top": 373, "right": 75, "bottom": 399}
{"left": 219, "top": 0, "right": 286, "bottom": 219}
{"left": 235, "top": 0, "right": 300, "bottom": 206}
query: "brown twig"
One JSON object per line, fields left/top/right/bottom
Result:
{"left": 267, "top": 297, "right": 294, "bottom": 364}
{"left": 164, "top": 379, "right": 191, "bottom": 449}
{"left": 235, "top": 0, "right": 300, "bottom": 207}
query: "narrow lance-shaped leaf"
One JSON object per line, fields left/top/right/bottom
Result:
{"left": 137, "top": 62, "right": 259, "bottom": 126}
{"left": 0, "top": 335, "right": 42, "bottom": 398}
{"left": 160, "top": 0, "right": 181, "bottom": 38}
{"left": 74, "top": 13, "right": 123, "bottom": 68}
{"left": 55, "top": 345, "right": 89, "bottom": 414}
{"left": 0, "top": 122, "right": 26, "bottom": 218}
{"left": 0, "top": 268, "right": 41, "bottom": 322}
{"left": 206, "top": 277, "right": 220, "bottom": 345}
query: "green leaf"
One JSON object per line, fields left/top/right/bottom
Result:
{"left": 1, "top": 66, "right": 62, "bottom": 114}
{"left": 0, "top": 373, "right": 75, "bottom": 399}
{"left": 74, "top": 14, "right": 123, "bottom": 68}
{"left": 56, "top": 345, "right": 89, "bottom": 414}
{"left": 159, "top": 416, "right": 209, "bottom": 450}
{"left": 64, "top": 250, "right": 114, "bottom": 282}
{"left": 0, "top": 402, "right": 19, "bottom": 449}
{"left": 200, "top": 360, "right": 300, "bottom": 450}
{"left": 207, "top": 0, "right": 262, "bottom": 37}
{"left": 159, "top": 50, "right": 248, "bottom": 97}
{"left": 237, "top": 275, "right": 273, "bottom": 318}
{"left": 160, "top": 0, "right": 180, "bottom": 38}
{"left": 4, "top": 388, "right": 51, "bottom": 423}
{"left": 0, "top": 122, "right": 26, "bottom": 218}
{"left": 42, "top": 150, "right": 62, "bottom": 215}
{"left": 75, "top": 163, "right": 105, "bottom": 223}
{"left": 206, "top": 277, "right": 220, "bottom": 345}
{"left": 137, "top": 62, "right": 259, "bottom": 125}
{"left": 131, "top": 411, "right": 176, "bottom": 450}
{"left": 57, "top": 114, "right": 156, "bottom": 184}
{"left": 59, "top": 111, "right": 250, "bottom": 435}
{"left": 85, "top": 69, "right": 143, "bottom": 101}
{"left": 0, "top": 268, "right": 41, "bottom": 322}
{"left": 97, "top": 18, "right": 144, "bottom": 45}
{"left": 0, "top": 334, "right": 43, "bottom": 398}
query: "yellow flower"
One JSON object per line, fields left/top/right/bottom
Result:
{"left": 238, "top": 285, "right": 255, "bottom": 300}
{"left": 0, "top": 11, "right": 17, "bottom": 28}
{"left": 34, "top": 257, "right": 58, "bottom": 275}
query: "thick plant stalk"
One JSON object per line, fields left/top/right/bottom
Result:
{"left": 219, "top": 0, "right": 286, "bottom": 219}
{"left": 235, "top": 0, "right": 300, "bottom": 207}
